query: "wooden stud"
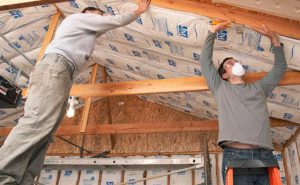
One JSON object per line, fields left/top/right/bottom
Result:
{"left": 192, "top": 167, "right": 195, "bottom": 185}
{"left": 56, "top": 170, "right": 61, "bottom": 185}
{"left": 216, "top": 154, "right": 220, "bottom": 185}
{"left": 167, "top": 169, "right": 170, "bottom": 185}
{"left": 79, "top": 64, "right": 99, "bottom": 133}
{"left": 281, "top": 150, "right": 291, "bottom": 185}
{"left": 101, "top": 66, "right": 112, "bottom": 124}
{"left": 76, "top": 171, "right": 81, "bottom": 185}
{"left": 121, "top": 170, "right": 125, "bottom": 184}
{"left": 101, "top": 66, "right": 116, "bottom": 150}
{"left": 203, "top": 136, "right": 212, "bottom": 185}
{"left": 98, "top": 171, "right": 102, "bottom": 185}
{"left": 143, "top": 171, "right": 147, "bottom": 185}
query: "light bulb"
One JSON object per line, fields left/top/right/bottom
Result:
{"left": 66, "top": 96, "right": 78, "bottom": 118}
{"left": 66, "top": 106, "right": 75, "bottom": 118}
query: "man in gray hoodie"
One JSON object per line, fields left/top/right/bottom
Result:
{"left": 200, "top": 22, "right": 287, "bottom": 185}
{"left": 0, "top": 1, "right": 150, "bottom": 184}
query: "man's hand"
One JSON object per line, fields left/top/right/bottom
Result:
{"left": 209, "top": 20, "right": 230, "bottom": 33}
{"left": 254, "top": 24, "right": 280, "bottom": 47}
{"left": 134, "top": 0, "right": 151, "bottom": 16}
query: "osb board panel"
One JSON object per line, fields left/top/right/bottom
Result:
{"left": 84, "top": 132, "right": 219, "bottom": 154}
{"left": 47, "top": 132, "right": 219, "bottom": 155}
{"left": 47, "top": 96, "right": 220, "bottom": 155}
{"left": 109, "top": 96, "right": 203, "bottom": 124}
{"left": 48, "top": 135, "right": 83, "bottom": 154}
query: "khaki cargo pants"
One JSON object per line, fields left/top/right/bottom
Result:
{"left": 0, "top": 53, "right": 74, "bottom": 185}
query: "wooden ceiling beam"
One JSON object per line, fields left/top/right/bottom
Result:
{"left": 22, "top": 71, "right": 300, "bottom": 98}
{"left": 0, "top": 119, "right": 297, "bottom": 137}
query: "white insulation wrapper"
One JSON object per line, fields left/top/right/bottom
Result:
{"left": 195, "top": 154, "right": 217, "bottom": 185}
{"left": 58, "top": 157, "right": 79, "bottom": 185}
{"left": 146, "top": 156, "right": 168, "bottom": 185}
{"left": 38, "top": 156, "right": 60, "bottom": 185}
{"left": 101, "top": 170, "right": 122, "bottom": 185}
{"left": 79, "top": 170, "right": 100, "bottom": 185}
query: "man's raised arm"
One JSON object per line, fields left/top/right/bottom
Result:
{"left": 256, "top": 25, "right": 287, "bottom": 96}
{"left": 200, "top": 22, "right": 229, "bottom": 93}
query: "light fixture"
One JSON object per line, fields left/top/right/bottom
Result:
{"left": 67, "top": 96, "right": 78, "bottom": 118}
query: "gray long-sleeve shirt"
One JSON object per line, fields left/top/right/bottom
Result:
{"left": 200, "top": 31, "right": 287, "bottom": 149}
{"left": 45, "top": 12, "right": 138, "bottom": 74}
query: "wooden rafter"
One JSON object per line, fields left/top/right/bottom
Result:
{"left": 36, "top": 12, "right": 61, "bottom": 63}
{"left": 0, "top": 119, "right": 297, "bottom": 137}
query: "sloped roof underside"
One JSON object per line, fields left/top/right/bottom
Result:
{"left": 0, "top": 0, "right": 299, "bottom": 145}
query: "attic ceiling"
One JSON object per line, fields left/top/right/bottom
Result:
{"left": 0, "top": 0, "right": 300, "bottom": 146}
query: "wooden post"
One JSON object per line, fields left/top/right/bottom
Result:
{"left": 216, "top": 154, "right": 220, "bottom": 185}
{"left": 192, "top": 154, "right": 196, "bottom": 185}
{"left": 101, "top": 66, "right": 112, "bottom": 124}
{"left": 202, "top": 136, "right": 212, "bottom": 185}
{"left": 79, "top": 64, "right": 99, "bottom": 133}
{"left": 101, "top": 66, "right": 116, "bottom": 149}
{"left": 279, "top": 150, "right": 291, "bottom": 185}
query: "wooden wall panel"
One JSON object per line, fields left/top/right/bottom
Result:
{"left": 47, "top": 96, "right": 220, "bottom": 155}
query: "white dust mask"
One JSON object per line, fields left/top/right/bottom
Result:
{"left": 232, "top": 62, "right": 246, "bottom": 76}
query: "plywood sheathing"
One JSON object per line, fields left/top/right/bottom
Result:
{"left": 47, "top": 96, "right": 223, "bottom": 155}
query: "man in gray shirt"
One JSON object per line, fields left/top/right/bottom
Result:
{"left": 0, "top": 1, "right": 150, "bottom": 184}
{"left": 200, "top": 22, "right": 287, "bottom": 185}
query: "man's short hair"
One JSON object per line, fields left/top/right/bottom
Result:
{"left": 218, "top": 57, "right": 233, "bottom": 80}
{"left": 81, "top": 7, "right": 104, "bottom": 14}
